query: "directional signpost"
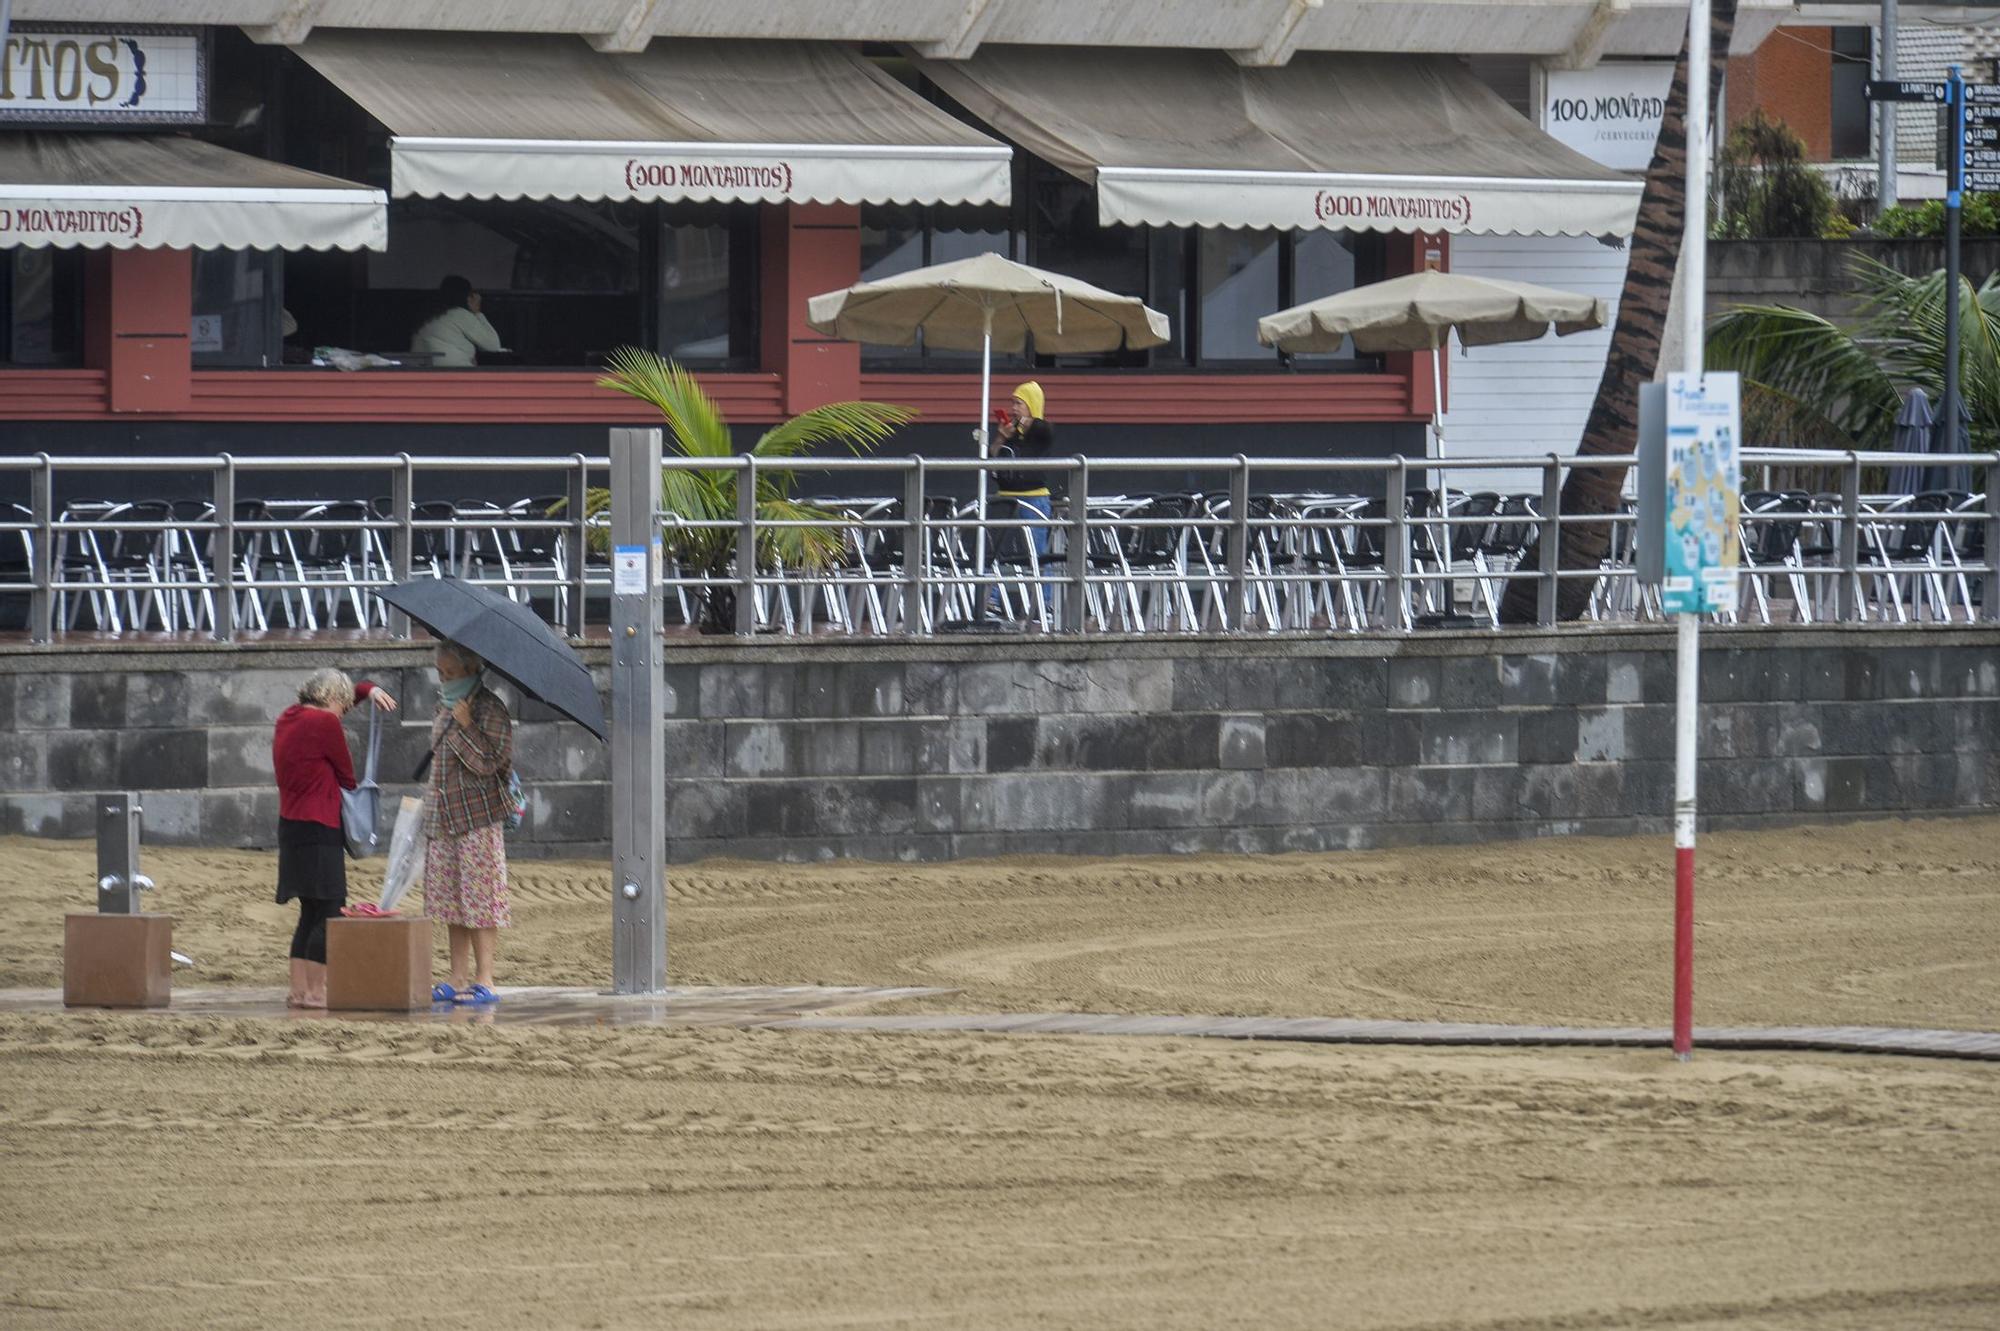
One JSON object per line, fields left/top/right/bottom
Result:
{"left": 1940, "top": 68, "right": 2000, "bottom": 441}
{"left": 1965, "top": 80, "right": 2000, "bottom": 193}
{"left": 1863, "top": 79, "right": 1947, "bottom": 104}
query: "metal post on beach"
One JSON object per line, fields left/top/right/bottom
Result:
{"left": 1671, "top": 0, "right": 1712, "bottom": 1063}
{"left": 609, "top": 427, "right": 667, "bottom": 994}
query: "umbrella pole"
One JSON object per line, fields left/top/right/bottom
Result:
{"left": 975, "top": 307, "right": 994, "bottom": 588}
{"left": 1431, "top": 340, "right": 1450, "bottom": 586}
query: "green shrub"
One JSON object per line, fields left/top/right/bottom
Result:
{"left": 1870, "top": 193, "right": 2000, "bottom": 238}
{"left": 1712, "top": 110, "right": 1837, "bottom": 239}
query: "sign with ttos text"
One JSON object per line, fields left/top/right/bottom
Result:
{"left": 1661, "top": 372, "right": 1742, "bottom": 616}
{"left": 0, "top": 26, "right": 205, "bottom": 124}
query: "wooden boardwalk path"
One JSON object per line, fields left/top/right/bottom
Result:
{"left": 4, "top": 987, "right": 1996, "bottom": 1060}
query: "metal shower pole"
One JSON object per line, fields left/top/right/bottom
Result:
{"left": 609, "top": 427, "right": 667, "bottom": 994}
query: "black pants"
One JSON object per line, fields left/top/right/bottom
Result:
{"left": 289, "top": 897, "right": 344, "bottom": 964}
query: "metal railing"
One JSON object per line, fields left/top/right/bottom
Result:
{"left": 2, "top": 447, "right": 1995, "bottom": 643}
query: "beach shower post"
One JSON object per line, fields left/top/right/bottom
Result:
{"left": 64, "top": 791, "right": 173, "bottom": 1007}
{"left": 609, "top": 427, "right": 668, "bottom": 994}
{"left": 95, "top": 791, "right": 152, "bottom": 914}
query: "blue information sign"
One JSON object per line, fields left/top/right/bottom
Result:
{"left": 1660, "top": 373, "right": 1742, "bottom": 616}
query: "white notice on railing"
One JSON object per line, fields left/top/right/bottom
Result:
{"left": 612, "top": 545, "right": 646, "bottom": 596}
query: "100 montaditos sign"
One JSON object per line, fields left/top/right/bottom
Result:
{"left": 0, "top": 25, "right": 205, "bottom": 123}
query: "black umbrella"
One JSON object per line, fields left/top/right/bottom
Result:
{"left": 379, "top": 578, "right": 607, "bottom": 740}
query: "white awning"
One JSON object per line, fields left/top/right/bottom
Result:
{"left": 0, "top": 135, "right": 386, "bottom": 251}
{"left": 919, "top": 48, "right": 1642, "bottom": 237}
{"left": 297, "top": 32, "right": 1012, "bottom": 207}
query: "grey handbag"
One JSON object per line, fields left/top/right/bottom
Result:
{"left": 340, "top": 704, "right": 384, "bottom": 858}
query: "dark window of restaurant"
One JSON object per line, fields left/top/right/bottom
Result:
{"left": 1196, "top": 229, "right": 1283, "bottom": 363}
{"left": 1, "top": 249, "right": 84, "bottom": 366}
{"left": 657, "top": 205, "right": 761, "bottom": 367}
{"left": 1830, "top": 27, "right": 1873, "bottom": 160}
{"left": 192, "top": 250, "right": 282, "bottom": 368}
{"left": 362, "top": 197, "right": 645, "bottom": 367}
{"left": 1024, "top": 161, "right": 1149, "bottom": 368}
{"left": 1169, "top": 227, "right": 1384, "bottom": 368}
{"left": 858, "top": 203, "right": 1016, "bottom": 366}
{"left": 1286, "top": 229, "right": 1373, "bottom": 362}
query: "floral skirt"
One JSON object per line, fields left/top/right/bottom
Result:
{"left": 422, "top": 824, "right": 510, "bottom": 929}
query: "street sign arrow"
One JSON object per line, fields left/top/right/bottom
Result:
{"left": 1965, "top": 125, "right": 2000, "bottom": 148}
{"left": 1966, "top": 171, "right": 2000, "bottom": 191}
{"left": 1964, "top": 82, "right": 2000, "bottom": 105}
{"left": 1865, "top": 78, "right": 1948, "bottom": 103}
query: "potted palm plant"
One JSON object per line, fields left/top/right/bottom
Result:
{"left": 586, "top": 348, "right": 915, "bottom": 633}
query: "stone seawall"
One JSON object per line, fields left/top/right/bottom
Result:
{"left": 1, "top": 628, "right": 1995, "bottom": 862}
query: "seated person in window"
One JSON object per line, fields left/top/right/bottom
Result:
{"left": 412, "top": 275, "right": 507, "bottom": 367}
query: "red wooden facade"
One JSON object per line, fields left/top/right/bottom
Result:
{"left": 3, "top": 210, "right": 1448, "bottom": 432}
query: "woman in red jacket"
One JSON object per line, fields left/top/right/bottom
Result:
{"left": 272, "top": 667, "right": 398, "bottom": 1007}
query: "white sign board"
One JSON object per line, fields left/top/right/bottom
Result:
{"left": 1661, "top": 372, "right": 1742, "bottom": 616}
{"left": 612, "top": 545, "right": 648, "bottom": 596}
{"left": 0, "top": 26, "right": 205, "bottom": 124}
{"left": 1542, "top": 62, "right": 1675, "bottom": 171}
{"left": 190, "top": 314, "right": 223, "bottom": 354}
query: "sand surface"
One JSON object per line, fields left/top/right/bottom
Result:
{"left": 3, "top": 818, "right": 1998, "bottom": 1328}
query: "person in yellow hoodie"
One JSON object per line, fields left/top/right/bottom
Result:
{"left": 988, "top": 381, "right": 1055, "bottom": 618}
{"left": 993, "top": 380, "right": 1054, "bottom": 554}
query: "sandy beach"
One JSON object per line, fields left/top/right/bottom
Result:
{"left": 3, "top": 817, "right": 1998, "bottom": 1328}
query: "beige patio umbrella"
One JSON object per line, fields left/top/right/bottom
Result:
{"left": 809, "top": 252, "right": 1170, "bottom": 574}
{"left": 1258, "top": 270, "right": 1607, "bottom": 355}
{"left": 1260, "top": 270, "right": 1606, "bottom": 585}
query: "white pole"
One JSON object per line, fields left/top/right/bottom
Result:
{"left": 975, "top": 307, "right": 994, "bottom": 582}
{"left": 1432, "top": 339, "right": 1448, "bottom": 574}
{"left": 1672, "top": 0, "right": 1711, "bottom": 1062}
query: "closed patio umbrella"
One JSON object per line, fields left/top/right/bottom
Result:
{"left": 1887, "top": 387, "right": 1936, "bottom": 497}
{"left": 808, "top": 252, "right": 1170, "bottom": 576}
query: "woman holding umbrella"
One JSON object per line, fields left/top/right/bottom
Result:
{"left": 424, "top": 642, "right": 514, "bottom": 1005}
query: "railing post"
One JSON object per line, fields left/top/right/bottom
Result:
{"left": 1838, "top": 452, "right": 1862, "bottom": 622}
{"left": 1227, "top": 455, "right": 1250, "bottom": 634}
{"left": 566, "top": 453, "right": 590, "bottom": 639}
{"left": 1385, "top": 459, "right": 1410, "bottom": 632}
{"left": 1065, "top": 456, "right": 1090, "bottom": 635}
{"left": 609, "top": 427, "right": 666, "bottom": 994}
{"left": 29, "top": 454, "right": 53, "bottom": 645}
{"left": 212, "top": 457, "right": 237, "bottom": 643}
{"left": 387, "top": 453, "right": 413, "bottom": 639}
{"left": 903, "top": 458, "right": 927, "bottom": 636}
{"left": 734, "top": 456, "right": 758, "bottom": 636}
{"left": 1983, "top": 452, "right": 2000, "bottom": 622}
{"left": 1537, "top": 453, "right": 1562, "bottom": 627}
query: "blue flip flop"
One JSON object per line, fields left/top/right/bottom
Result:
{"left": 456, "top": 984, "right": 500, "bottom": 1006}
{"left": 431, "top": 982, "right": 458, "bottom": 1004}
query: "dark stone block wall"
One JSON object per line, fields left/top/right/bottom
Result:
{"left": 1, "top": 628, "right": 1994, "bottom": 864}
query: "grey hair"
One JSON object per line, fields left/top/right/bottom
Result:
{"left": 298, "top": 667, "right": 355, "bottom": 711}
{"left": 434, "top": 641, "right": 483, "bottom": 674}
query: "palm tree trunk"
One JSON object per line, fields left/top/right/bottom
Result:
{"left": 1500, "top": 1, "right": 1738, "bottom": 624}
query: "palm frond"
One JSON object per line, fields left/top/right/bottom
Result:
{"left": 1706, "top": 301, "right": 1900, "bottom": 446}
{"left": 594, "top": 353, "right": 913, "bottom": 579}
{"left": 596, "top": 347, "right": 733, "bottom": 457}
{"left": 757, "top": 496, "right": 851, "bottom": 572}
{"left": 754, "top": 401, "right": 917, "bottom": 459}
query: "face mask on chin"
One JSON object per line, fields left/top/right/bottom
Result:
{"left": 440, "top": 673, "right": 479, "bottom": 706}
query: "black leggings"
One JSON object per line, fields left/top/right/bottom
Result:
{"left": 289, "top": 897, "right": 345, "bottom": 964}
